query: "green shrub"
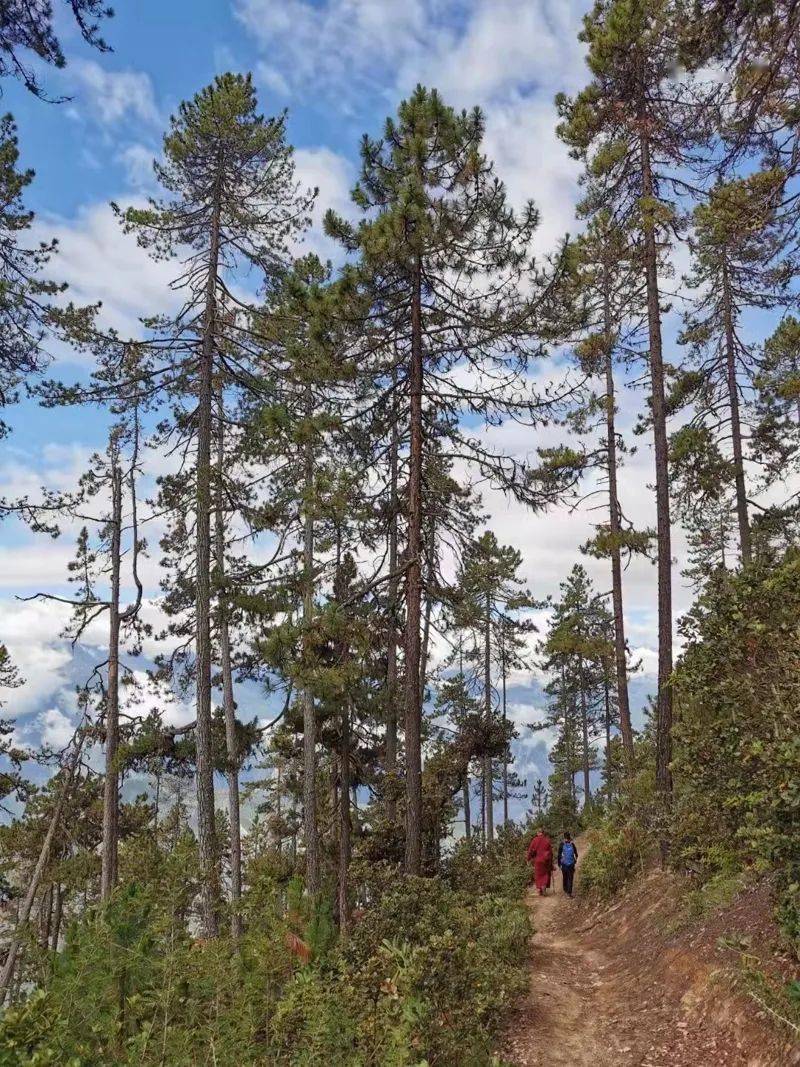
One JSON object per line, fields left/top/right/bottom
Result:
{"left": 339, "top": 873, "right": 529, "bottom": 1065}
{"left": 441, "top": 828, "right": 530, "bottom": 900}
{"left": 0, "top": 841, "right": 530, "bottom": 1066}
{"left": 579, "top": 822, "right": 653, "bottom": 899}
{"left": 581, "top": 553, "right": 800, "bottom": 958}
{"left": 684, "top": 869, "right": 747, "bottom": 920}
{"left": 673, "top": 552, "right": 800, "bottom": 953}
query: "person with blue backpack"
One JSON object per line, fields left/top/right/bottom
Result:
{"left": 557, "top": 833, "right": 578, "bottom": 897}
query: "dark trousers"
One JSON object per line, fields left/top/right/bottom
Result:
{"left": 561, "top": 864, "right": 575, "bottom": 896}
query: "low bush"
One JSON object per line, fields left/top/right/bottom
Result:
{"left": 0, "top": 840, "right": 531, "bottom": 1066}
{"left": 578, "top": 821, "right": 652, "bottom": 900}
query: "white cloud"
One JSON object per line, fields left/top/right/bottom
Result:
{"left": 1, "top": 442, "right": 96, "bottom": 503}
{"left": 629, "top": 645, "right": 659, "bottom": 679}
{"left": 292, "top": 146, "right": 355, "bottom": 262}
{"left": 403, "top": 0, "right": 588, "bottom": 102}
{"left": 238, "top": 1, "right": 589, "bottom": 259}
{"left": 256, "top": 62, "right": 290, "bottom": 99}
{"left": 35, "top": 201, "right": 179, "bottom": 340}
{"left": 116, "top": 143, "right": 159, "bottom": 190}
{"left": 66, "top": 60, "right": 162, "bottom": 129}
{"left": 482, "top": 96, "right": 582, "bottom": 254}
{"left": 37, "top": 707, "right": 77, "bottom": 749}
{"left": 235, "top": 0, "right": 441, "bottom": 103}
{"left": 236, "top": 0, "right": 589, "bottom": 110}
{"left": 0, "top": 543, "right": 79, "bottom": 589}
{"left": 0, "top": 599, "right": 73, "bottom": 717}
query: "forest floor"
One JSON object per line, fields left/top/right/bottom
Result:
{"left": 500, "top": 840, "right": 800, "bottom": 1067}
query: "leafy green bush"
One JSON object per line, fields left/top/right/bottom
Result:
{"left": 581, "top": 553, "right": 800, "bottom": 957}
{"left": 442, "top": 826, "right": 530, "bottom": 900}
{"left": 684, "top": 870, "right": 747, "bottom": 920}
{"left": 673, "top": 552, "right": 800, "bottom": 953}
{"left": 331, "top": 870, "right": 528, "bottom": 1065}
{"left": 578, "top": 822, "right": 652, "bottom": 899}
{"left": 0, "top": 841, "right": 530, "bottom": 1065}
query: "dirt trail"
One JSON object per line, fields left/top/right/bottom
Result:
{"left": 502, "top": 859, "right": 622, "bottom": 1067}
{"left": 500, "top": 840, "right": 800, "bottom": 1067}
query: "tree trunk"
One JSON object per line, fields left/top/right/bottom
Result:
{"left": 100, "top": 462, "right": 123, "bottom": 901}
{"left": 501, "top": 627, "right": 509, "bottom": 826}
{"left": 275, "top": 762, "right": 283, "bottom": 854}
{"left": 153, "top": 768, "right": 161, "bottom": 830}
{"left": 419, "top": 513, "right": 436, "bottom": 706}
{"left": 302, "top": 389, "right": 320, "bottom": 896}
{"left": 214, "top": 389, "right": 242, "bottom": 939}
{"left": 602, "top": 275, "right": 635, "bottom": 765}
{"left": 338, "top": 701, "right": 351, "bottom": 935}
{"left": 604, "top": 672, "right": 612, "bottom": 799}
{"left": 579, "top": 655, "right": 591, "bottom": 806}
{"left": 639, "top": 128, "right": 674, "bottom": 834}
{"left": 195, "top": 184, "right": 223, "bottom": 938}
{"left": 38, "top": 884, "right": 52, "bottom": 950}
{"left": 50, "top": 883, "right": 63, "bottom": 954}
{"left": 404, "top": 253, "right": 424, "bottom": 876}
{"left": 563, "top": 667, "right": 577, "bottom": 811}
{"left": 0, "top": 732, "right": 86, "bottom": 1003}
{"left": 385, "top": 375, "right": 399, "bottom": 822}
{"left": 721, "top": 256, "right": 752, "bottom": 564}
{"left": 463, "top": 778, "right": 471, "bottom": 840}
{"left": 479, "top": 772, "right": 486, "bottom": 845}
{"left": 483, "top": 591, "right": 494, "bottom": 846}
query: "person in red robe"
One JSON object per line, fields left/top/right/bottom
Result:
{"left": 526, "top": 829, "right": 554, "bottom": 895}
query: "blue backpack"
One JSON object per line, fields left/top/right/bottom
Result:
{"left": 561, "top": 841, "right": 576, "bottom": 867}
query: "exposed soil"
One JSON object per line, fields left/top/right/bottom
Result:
{"left": 500, "top": 842, "right": 800, "bottom": 1067}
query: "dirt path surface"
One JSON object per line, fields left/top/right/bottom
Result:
{"left": 500, "top": 843, "right": 800, "bottom": 1067}
{"left": 501, "top": 868, "right": 623, "bottom": 1067}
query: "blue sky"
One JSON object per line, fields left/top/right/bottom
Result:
{"left": 2, "top": 0, "right": 681, "bottom": 807}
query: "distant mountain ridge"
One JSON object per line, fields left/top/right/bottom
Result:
{"left": 12, "top": 639, "right": 656, "bottom": 823}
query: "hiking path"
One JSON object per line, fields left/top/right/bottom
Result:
{"left": 500, "top": 838, "right": 798, "bottom": 1067}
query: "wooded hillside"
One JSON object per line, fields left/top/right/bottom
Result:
{"left": 0, "top": 1, "right": 798, "bottom": 1063}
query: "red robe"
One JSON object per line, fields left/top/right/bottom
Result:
{"left": 527, "top": 832, "right": 553, "bottom": 890}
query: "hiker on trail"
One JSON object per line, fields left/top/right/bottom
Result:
{"left": 558, "top": 832, "right": 578, "bottom": 897}
{"left": 526, "top": 828, "right": 554, "bottom": 896}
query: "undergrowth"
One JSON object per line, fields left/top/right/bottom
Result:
{"left": 0, "top": 833, "right": 531, "bottom": 1066}
{"left": 577, "top": 554, "right": 800, "bottom": 967}
{"left": 717, "top": 934, "right": 800, "bottom": 1044}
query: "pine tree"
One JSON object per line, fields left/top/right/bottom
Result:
{"left": 531, "top": 778, "right": 548, "bottom": 815}
{"left": 0, "top": 116, "right": 94, "bottom": 445}
{"left": 433, "top": 651, "right": 483, "bottom": 841}
{"left": 456, "top": 531, "right": 537, "bottom": 846}
{"left": 383, "top": 366, "right": 402, "bottom": 824}
{"left": 12, "top": 354, "right": 147, "bottom": 903}
{"left": 670, "top": 421, "right": 737, "bottom": 583}
{"left": 495, "top": 601, "right": 534, "bottom": 825}
{"left": 539, "top": 565, "right": 615, "bottom": 809}
{"left": 681, "top": 0, "right": 800, "bottom": 174}
{"left": 676, "top": 169, "right": 792, "bottom": 564}
{"left": 557, "top": 0, "right": 712, "bottom": 831}
{"left": 213, "top": 379, "right": 244, "bottom": 937}
{"left": 326, "top": 86, "right": 559, "bottom": 873}
{"left": 116, "top": 73, "right": 312, "bottom": 936}
{"left": 540, "top": 211, "right": 650, "bottom": 765}
{"left": 0, "top": 1, "right": 112, "bottom": 97}
{"left": 0, "top": 711, "right": 90, "bottom": 1002}
{"left": 246, "top": 255, "right": 356, "bottom": 898}
{"left": 0, "top": 645, "right": 29, "bottom": 808}
{"left": 751, "top": 316, "right": 800, "bottom": 549}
